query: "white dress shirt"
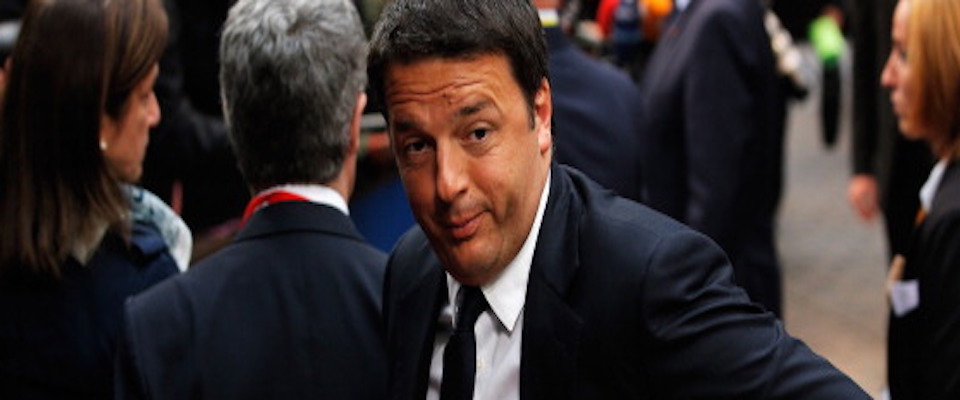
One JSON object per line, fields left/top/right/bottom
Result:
{"left": 426, "top": 173, "right": 551, "bottom": 400}
{"left": 919, "top": 158, "right": 949, "bottom": 213}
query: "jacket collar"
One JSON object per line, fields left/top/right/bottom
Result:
{"left": 235, "top": 201, "right": 364, "bottom": 244}
{"left": 392, "top": 240, "right": 446, "bottom": 400}
{"left": 520, "top": 165, "right": 585, "bottom": 399}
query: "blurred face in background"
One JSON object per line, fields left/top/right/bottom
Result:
{"left": 882, "top": 0, "right": 923, "bottom": 139}
{"left": 100, "top": 64, "right": 160, "bottom": 183}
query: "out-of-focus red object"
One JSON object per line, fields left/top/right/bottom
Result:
{"left": 596, "top": 0, "right": 673, "bottom": 42}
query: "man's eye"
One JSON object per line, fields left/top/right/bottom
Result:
{"left": 470, "top": 129, "right": 488, "bottom": 141}
{"left": 404, "top": 140, "right": 428, "bottom": 154}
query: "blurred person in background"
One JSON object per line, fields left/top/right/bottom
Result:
{"left": 848, "top": 0, "right": 933, "bottom": 260}
{"left": 0, "top": 0, "right": 186, "bottom": 398}
{"left": 538, "top": 0, "right": 645, "bottom": 201}
{"left": 639, "top": 0, "right": 787, "bottom": 316}
{"left": 883, "top": 0, "right": 960, "bottom": 398}
{"left": 595, "top": 0, "right": 672, "bottom": 80}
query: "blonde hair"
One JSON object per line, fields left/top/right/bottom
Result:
{"left": 908, "top": 0, "right": 960, "bottom": 158}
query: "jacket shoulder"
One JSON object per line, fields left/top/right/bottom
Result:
{"left": 387, "top": 226, "right": 438, "bottom": 284}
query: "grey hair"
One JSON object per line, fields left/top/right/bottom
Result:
{"left": 219, "top": 0, "right": 367, "bottom": 189}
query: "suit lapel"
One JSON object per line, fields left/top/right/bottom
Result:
{"left": 391, "top": 259, "right": 447, "bottom": 400}
{"left": 929, "top": 161, "right": 960, "bottom": 221}
{"left": 520, "top": 166, "right": 585, "bottom": 400}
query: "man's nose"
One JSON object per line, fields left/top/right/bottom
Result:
{"left": 435, "top": 143, "right": 468, "bottom": 203}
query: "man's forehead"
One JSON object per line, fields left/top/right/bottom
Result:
{"left": 384, "top": 55, "right": 517, "bottom": 104}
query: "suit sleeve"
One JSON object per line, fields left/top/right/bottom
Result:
{"left": 681, "top": 7, "right": 765, "bottom": 243}
{"left": 640, "top": 229, "right": 870, "bottom": 399}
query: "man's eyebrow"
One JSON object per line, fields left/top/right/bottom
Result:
{"left": 392, "top": 118, "right": 418, "bottom": 134}
{"left": 458, "top": 100, "right": 491, "bottom": 118}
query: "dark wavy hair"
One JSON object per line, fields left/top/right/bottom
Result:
{"left": 367, "top": 0, "right": 548, "bottom": 123}
{"left": 0, "top": 0, "right": 168, "bottom": 277}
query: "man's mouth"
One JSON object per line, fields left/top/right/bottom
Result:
{"left": 446, "top": 213, "right": 482, "bottom": 241}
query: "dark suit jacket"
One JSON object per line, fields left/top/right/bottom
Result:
{"left": 547, "top": 27, "right": 644, "bottom": 201}
{"left": 116, "top": 202, "right": 388, "bottom": 399}
{"left": 639, "top": 0, "right": 785, "bottom": 315}
{"left": 0, "top": 221, "right": 179, "bottom": 400}
{"left": 888, "top": 160, "right": 960, "bottom": 400}
{"left": 384, "top": 165, "right": 869, "bottom": 400}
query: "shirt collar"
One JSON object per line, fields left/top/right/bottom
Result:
{"left": 447, "top": 171, "right": 551, "bottom": 332}
{"left": 255, "top": 183, "right": 350, "bottom": 216}
{"left": 920, "top": 158, "right": 950, "bottom": 212}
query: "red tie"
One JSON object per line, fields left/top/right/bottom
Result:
{"left": 241, "top": 190, "right": 309, "bottom": 225}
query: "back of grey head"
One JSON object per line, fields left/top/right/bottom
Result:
{"left": 219, "top": 0, "right": 368, "bottom": 189}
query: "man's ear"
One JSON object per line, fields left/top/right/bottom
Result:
{"left": 533, "top": 78, "right": 552, "bottom": 155}
{"left": 347, "top": 92, "right": 368, "bottom": 156}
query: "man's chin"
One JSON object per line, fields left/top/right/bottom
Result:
{"left": 441, "top": 254, "right": 494, "bottom": 286}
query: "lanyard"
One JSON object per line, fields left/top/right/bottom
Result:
{"left": 241, "top": 190, "right": 309, "bottom": 225}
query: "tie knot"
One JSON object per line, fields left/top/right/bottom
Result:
{"left": 455, "top": 286, "right": 487, "bottom": 332}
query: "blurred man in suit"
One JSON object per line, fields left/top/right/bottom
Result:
{"left": 539, "top": 0, "right": 645, "bottom": 201}
{"left": 369, "top": 0, "right": 870, "bottom": 398}
{"left": 115, "top": 0, "right": 387, "bottom": 398}
{"left": 639, "top": 0, "right": 786, "bottom": 316}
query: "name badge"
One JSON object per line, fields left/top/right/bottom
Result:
{"left": 889, "top": 279, "right": 919, "bottom": 317}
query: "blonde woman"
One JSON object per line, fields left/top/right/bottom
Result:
{"left": 883, "top": 0, "right": 960, "bottom": 398}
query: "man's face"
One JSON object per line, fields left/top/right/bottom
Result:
{"left": 385, "top": 54, "right": 552, "bottom": 287}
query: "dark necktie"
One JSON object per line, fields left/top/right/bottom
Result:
{"left": 440, "top": 286, "right": 488, "bottom": 400}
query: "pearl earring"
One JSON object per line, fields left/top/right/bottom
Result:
{"left": 100, "top": 140, "right": 107, "bottom": 151}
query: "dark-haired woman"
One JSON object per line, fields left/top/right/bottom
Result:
{"left": 0, "top": 0, "right": 188, "bottom": 398}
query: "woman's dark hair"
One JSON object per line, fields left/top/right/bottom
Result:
{"left": 0, "top": 0, "right": 168, "bottom": 276}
